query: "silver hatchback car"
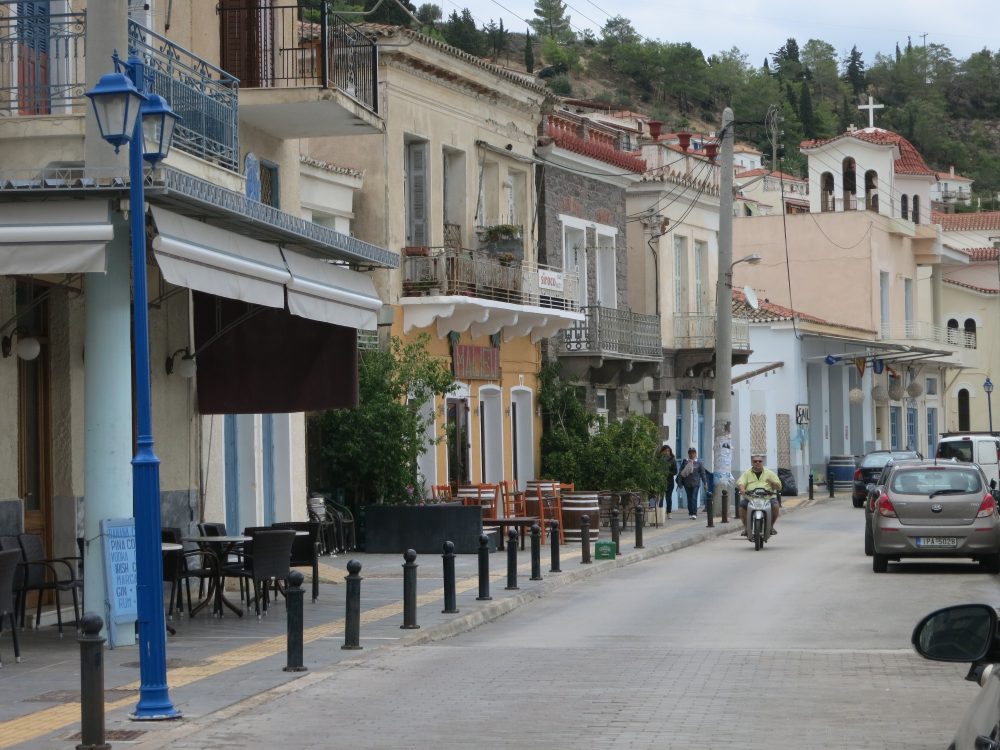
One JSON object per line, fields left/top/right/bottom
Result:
{"left": 871, "top": 461, "right": 1000, "bottom": 573}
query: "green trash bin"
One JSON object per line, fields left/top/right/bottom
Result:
{"left": 594, "top": 540, "right": 616, "bottom": 559}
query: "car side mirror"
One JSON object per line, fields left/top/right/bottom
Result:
{"left": 912, "top": 604, "right": 997, "bottom": 663}
{"left": 991, "top": 479, "right": 997, "bottom": 491}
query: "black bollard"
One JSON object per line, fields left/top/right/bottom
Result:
{"left": 283, "top": 570, "right": 307, "bottom": 673}
{"left": 635, "top": 503, "right": 645, "bottom": 549}
{"left": 828, "top": 470, "right": 835, "bottom": 498}
{"left": 505, "top": 528, "right": 519, "bottom": 590}
{"left": 441, "top": 541, "right": 458, "bottom": 614}
{"left": 476, "top": 533, "right": 492, "bottom": 601}
{"left": 611, "top": 508, "right": 620, "bottom": 556}
{"left": 809, "top": 472, "right": 814, "bottom": 500}
{"left": 721, "top": 488, "right": 729, "bottom": 524}
{"left": 549, "top": 520, "right": 562, "bottom": 573}
{"left": 530, "top": 523, "right": 542, "bottom": 580}
{"left": 706, "top": 487, "right": 714, "bottom": 528}
{"left": 342, "top": 559, "right": 363, "bottom": 650}
{"left": 77, "top": 613, "right": 110, "bottom": 750}
{"left": 401, "top": 548, "right": 420, "bottom": 629}
{"left": 581, "top": 514, "right": 592, "bottom": 564}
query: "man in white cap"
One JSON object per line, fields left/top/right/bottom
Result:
{"left": 736, "top": 453, "right": 782, "bottom": 534}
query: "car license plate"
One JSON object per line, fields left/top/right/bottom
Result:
{"left": 915, "top": 537, "right": 958, "bottom": 548}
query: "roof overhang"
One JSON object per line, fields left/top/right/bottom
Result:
{"left": 801, "top": 334, "right": 961, "bottom": 368}
{"left": 401, "top": 296, "right": 584, "bottom": 342}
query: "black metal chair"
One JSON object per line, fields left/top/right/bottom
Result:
{"left": 326, "top": 499, "right": 356, "bottom": 552}
{"left": 15, "top": 533, "right": 82, "bottom": 636}
{"left": 0, "top": 548, "right": 22, "bottom": 666}
{"left": 271, "top": 521, "right": 321, "bottom": 602}
{"left": 306, "top": 495, "right": 338, "bottom": 555}
{"left": 162, "top": 527, "right": 219, "bottom": 619}
{"left": 233, "top": 530, "right": 295, "bottom": 618}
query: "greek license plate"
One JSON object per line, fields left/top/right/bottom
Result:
{"left": 915, "top": 537, "right": 958, "bottom": 548}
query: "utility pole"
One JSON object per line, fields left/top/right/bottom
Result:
{"left": 712, "top": 108, "right": 735, "bottom": 522}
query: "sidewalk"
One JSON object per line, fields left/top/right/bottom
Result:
{"left": 0, "top": 492, "right": 832, "bottom": 749}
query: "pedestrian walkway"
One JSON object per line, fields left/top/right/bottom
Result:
{"left": 0, "top": 491, "right": 832, "bottom": 749}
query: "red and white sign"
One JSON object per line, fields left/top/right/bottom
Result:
{"left": 538, "top": 269, "right": 563, "bottom": 292}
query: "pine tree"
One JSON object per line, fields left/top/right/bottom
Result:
{"left": 530, "top": 0, "right": 572, "bottom": 41}
{"left": 799, "top": 80, "right": 816, "bottom": 138}
{"left": 524, "top": 29, "right": 535, "bottom": 73}
{"left": 843, "top": 46, "right": 866, "bottom": 95}
{"left": 442, "top": 10, "right": 484, "bottom": 56}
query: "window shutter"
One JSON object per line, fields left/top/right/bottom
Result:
{"left": 407, "top": 143, "right": 427, "bottom": 246}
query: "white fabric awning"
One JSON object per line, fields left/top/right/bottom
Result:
{"left": 151, "top": 206, "right": 290, "bottom": 308}
{"left": 0, "top": 200, "right": 113, "bottom": 274}
{"left": 282, "top": 249, "right": 381, "bottom": 331}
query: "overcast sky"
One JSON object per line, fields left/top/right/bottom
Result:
{"left": 444, "top": 0, "right": 998, "bottom": 67}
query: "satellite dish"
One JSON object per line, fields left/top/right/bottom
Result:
{"left": 743, "top": 285, "right": 759, "bottom": 310}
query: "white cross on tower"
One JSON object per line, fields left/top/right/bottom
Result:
{"left": 858, "top": 96, "right": 884, "bottom": 128}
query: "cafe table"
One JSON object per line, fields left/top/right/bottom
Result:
{"left": 181, "top": 535, "right": 249, "bottom": 617}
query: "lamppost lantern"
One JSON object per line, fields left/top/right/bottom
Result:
{"left": 85, "top": 50, "right": 180, "bottom": 721}
{"left": 85, "top": 67, "right": 144, "bottom": 152}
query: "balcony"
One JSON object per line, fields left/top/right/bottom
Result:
{"left": 879, "top": 322, "right": 976, "bottom": 349}
{"left": 218, "top": 2, "right": 382, "bottom": 138}
{"left": 674, "top": 314, "right": 750, "bottom": 350}
{"left": 0, "top": 12, "right": 240, "bottom": 173}
{"left": 400, "top": 247, "right": 584, "bottom": 341}
{"left": 556, "top": 305, "right": 662, "bottom": 385}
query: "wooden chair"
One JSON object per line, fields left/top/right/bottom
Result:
{"left": 525, "top": 481, "right": 565, "bottom": 544}
{"left": 432, "top": 484, "right": 453, "bottom": 502}
{"left": 499, "top": 480, "right": 526, "bottom": 518}
{"left": 456, "top": 484, "right": 499, "bottom": 520}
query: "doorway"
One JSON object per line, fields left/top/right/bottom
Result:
{"left": 479, "top": 387, "right": 503, "bottom": 484}
{"left": 510, "top": 388, "right": 534, "bottom": 490}
{"left": 17, "top": 282, "right": 51, "bottom": 544}
{"left": 446, "top": 395, "right": 470, "bottom": 487}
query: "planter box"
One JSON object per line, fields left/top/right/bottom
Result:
{"left": 362, "top": 504, "right": 492, "bottom": 554}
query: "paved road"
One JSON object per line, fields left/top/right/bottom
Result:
{"left": 133, "top": 500, "right": 1000, "bottom": 749}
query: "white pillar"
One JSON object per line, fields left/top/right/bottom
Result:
{"left": 83, "top": 218, "right": 135, "bottom": 646}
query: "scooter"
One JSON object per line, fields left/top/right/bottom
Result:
{"left": 744, "top": 487, "right": 776, "bottom": 550}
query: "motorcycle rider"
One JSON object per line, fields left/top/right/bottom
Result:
{"left": 737, "top": 454, "right": 782, "bottom": 535}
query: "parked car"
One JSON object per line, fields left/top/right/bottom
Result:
{"left": 871, "top": 461, "right": 1000, "bottom": 573}
{"left": 852, "top": 450, "right": 921, "bottom": 507}
{"left": 911, "top": 603, "right": 1000, "bottom": 749}
{"left": 937, "top": 432, "right": 1000, "bottom": 489}
{"left": 863, "top": 457, "right": 927, "bottom": 556}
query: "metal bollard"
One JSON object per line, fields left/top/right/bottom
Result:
{"left": 283, "top": 570, "right": 307, "bottom": 672}
{"left": 611, "top": 508, "right": 620, "bottom": 555}
{"left": 581, "top": 514, "right": 592, "bottom": 564}
{"left": 342, "top": 559, "right": 363, "bottom": 650}
{"left": 530, "top": 523, "right": 542, "bottom": 580}
{"left": 505, "top": 528, "right": 519, "bottom": 590}
{"left": 809, "top": 472, "right": 814, "bottom": 500}
{"left": 549, "top": 520, "right": 562, "bottom": 573}
{"left": 828, "top": 470, "right": 835, "bottom": 498}
{"left": 77, "top": 613, "right": 110, "bottom": 750}
{"left": 721, "top": 488, "right": 729, "bottom": 524}
{"left": 634, "top": 503, "right": 645, "bottom": 549}
{"left": 476, "top": 533, "right": 492, "bottom": 601}
{"left": 401, "top": 549, "right": 420, "bottom": 630}
{"left": 441, "top": 541, "right": 458, "bottom": 614}
{"left": 706, "top": 488, "right": 714, "bottom": 528}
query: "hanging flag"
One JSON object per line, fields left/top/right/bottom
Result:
{"left": 855, "top": 358, "right": 866, "bottom": 377}
{"left": 872, "top": 359, "right": 885, "bottom": 375}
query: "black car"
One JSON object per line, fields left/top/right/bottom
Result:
{"left": 852, "top": 450, "right": 922, "bottom": 507}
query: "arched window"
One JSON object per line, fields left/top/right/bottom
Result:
{"left": 842, "top": 158, "right": 857, "bottom": 208}
{"left": 964, "top": 318, "right": 977, "bottom": 349}
{"left": 958, "top": 388, "right": 971, "bottom": 432}
{"left": 947, "top": 318, "right": 959, "bottom": 345}
{"left": 864, "top": 170, "right": 879, "bottom": 212}
{"left": 821, "top": 172, "right": 835, "bottom": 212}
{"left": 912, "top": 195, "right": 921, "bottom": 224}
{"left": 900, "top": 194, "right": 909, "bottom": 220}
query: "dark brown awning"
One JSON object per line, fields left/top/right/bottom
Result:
{"left": 193, "top": 292, "right": 358, "bottom": 414}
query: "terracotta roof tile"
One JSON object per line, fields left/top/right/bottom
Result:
{"left": 933, "top": 211, "right": 1000, "bottom": 231}
{"left": 800, "top": 127, "right": 935, "bottom": 177}
{"left": 944, "top": 277, "right": 997, "bottom": 294}
{"left": 936, "top": 171, "right": 972, "bottom": 181}
{"left": 963, "top": 246, "right": 999, "bottom": 262}
{"left": 731, "top": 289, "right": 828, "bottom": 323}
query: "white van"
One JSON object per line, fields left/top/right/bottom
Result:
{"left": 936, "top": 433, "right": 1000, "bottom": 488}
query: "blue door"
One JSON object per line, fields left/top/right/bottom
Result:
{"left": 224, "top": 414, "right": 240, "bottom": 532}
{"left": 906, "top": 406, "right": 918, "bottom": 452}
{"left": 889, "top": 407, "right": 902, "bottom": 451}
{"left": 262, "top": 414, "right": 275, "bottom": 525}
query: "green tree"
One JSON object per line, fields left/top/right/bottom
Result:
{"left": 798, "top": 80, "right": 816, "bottom": 138}
{"left": 524, "top": 29, "right": 535, "bottom": 73}
{"left": 801, "top": 39, "right": 843, "bottom": 100}
{"left": 415, "top": 3, "right": 442, "bottom": 27}
{"left": 843, "top": 45, "right": 866, "bottom": 94}
{"left": 314, "top": 336, "right": 455, "bottom": 507}
{"left": 484, "top": 17, "right": 510, "bottom": 61}
{"left": 530, "top": 0, "right": 572, "bottom": 41}
{"left": 442, "top": 9, "right": 485, "bottom": 56}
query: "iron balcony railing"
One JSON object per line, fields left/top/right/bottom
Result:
{"left": 401, "top": 247, "right": 579, "bottom": 311}
{"left": 879, "top": 321, "right": 977, "bottom": 349}
{"left": 558, "top": 305, "right": 661, "bottom": 361}
{"left": 673, "top": 314, "right": 750, "bottom": 350}
{"left": 128, "top": 21, "right": 240, "bottom": 172}
{"left": 216, "top": 2, "right": 378, "bottom": 115}
{"left": 0, "top": 11, "right": 241, "bottom": 173}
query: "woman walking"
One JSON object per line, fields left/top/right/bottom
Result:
{"left": 656, "top": 444, "right": 677, "bottom": 519}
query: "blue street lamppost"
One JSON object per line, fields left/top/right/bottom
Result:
{"left": 985, "top": 377, "right": 995, "bottom": 434}
{"left": 86, "top": 52, "right": 181, "bottom": 721}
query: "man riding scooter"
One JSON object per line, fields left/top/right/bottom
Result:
{"left": 737, "top": 454, "right": 782, "bottom": 536}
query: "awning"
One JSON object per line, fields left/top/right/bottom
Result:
{"left": 151, "top": 206, "right": 289, "bottom": 308}
{"left": 282, "top": 249, "right": 381, "bottom": 331}
{"left": 0, "top": 200, "right": 113, "bottom": 274}
{"left": 151, "top": 207, "right": 382, "bottom": 330}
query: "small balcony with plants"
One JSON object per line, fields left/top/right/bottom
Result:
{"left": 217, "top": 1, "right": 382, "bottom": 139}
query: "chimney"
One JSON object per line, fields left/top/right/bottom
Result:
{"left": 950, "top": 165, "right": 955, "bottom": 178}
{"left": 676, "top": 132, "right": 692, "bottom": 152}
{"left": 704, "top": 142, "right": 718, "bottom": 161}
{"left": 647, "top": 120, "right": 663, "bottom": 140}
